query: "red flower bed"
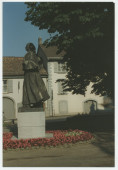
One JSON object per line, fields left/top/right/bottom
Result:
{"left": 3, "top": 132, "right": 13, "bottom": 140}
{"left": 3, "top": 129, "right": 93, "bottom": 150}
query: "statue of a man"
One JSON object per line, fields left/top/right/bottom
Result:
{"left": 22, "top": 43, "right": 50, "bottom": 108}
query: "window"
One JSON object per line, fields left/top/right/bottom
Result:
{"left": 58, "top": 63, "right": 66, "bottom": 72}
{"left": 54, "top": 62, "right": 66, "bottom": 73}
{"left": 3, "top": 80, "right": 8, "bottom": 93}
{"left": 59, "top": 100, "right": 68, "bottom": 114}
{"left": 58, "top": 81, "right": 67, "bottom": 95}
{"left": 3, "top": 79, "right": 13, "bottom": 93}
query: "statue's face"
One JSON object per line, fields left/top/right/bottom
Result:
{"left": 25, "top": 43, "right": 35, "bottom": 52}
{"left": 25, "top": 43, "right": 30, "bottom": 52}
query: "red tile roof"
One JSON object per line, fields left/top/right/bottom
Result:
{"left": 3, "top": 57, "right": 47, "bottom": 76}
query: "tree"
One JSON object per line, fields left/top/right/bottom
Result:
{"left": 25, "top": 2, "right": 114, "bottom": 98}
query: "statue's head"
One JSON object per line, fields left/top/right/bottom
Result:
{"left": 25, "top": 43, "right": 36, "bottom": 52}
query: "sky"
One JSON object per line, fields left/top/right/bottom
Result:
{"left": 3, "top": 1, "right": 118, "bottom": 57}
{"left": 3, "top": 2, "right": 50, "bottom": 57}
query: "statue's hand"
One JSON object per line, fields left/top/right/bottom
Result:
{"left": 24, "top": 60, "right": 28, "bottom": 65}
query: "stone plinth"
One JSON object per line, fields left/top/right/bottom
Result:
{"left": 18, "top": 107, "right": 45, "bottom": 139}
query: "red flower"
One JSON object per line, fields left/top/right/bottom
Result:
{"left": 3, "top": 130, "right": 93, "bottom": 150}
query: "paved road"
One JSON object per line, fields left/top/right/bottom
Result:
{"left": 3, "top": 131, "right": 114, "bottom": 167}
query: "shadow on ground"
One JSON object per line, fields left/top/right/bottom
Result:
{"left": 46, "top": 113, "right": 115, "bottom": 157}
{"left": 91, "top": 131, "right": 114, "bottom": 156}
{"left": 46, "top": 113, "right": 114, "bottom": 132}
{"left": 3, "top": 112, "right": 114, "bottom": 135}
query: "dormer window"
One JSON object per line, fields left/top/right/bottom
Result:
{"left": 54, "top": 62, "right": 66, "bottom": 73}
{"left": 58, "top": 62, "right": 66, "bottom": 72}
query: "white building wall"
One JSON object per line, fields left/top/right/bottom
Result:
{"left": 3, "top": 78, "right": 23, "bottom": 119}
{"left": 48, "top": 61, "right": 104, "bottom": 116}
{"left": 3, "top": 61, "right": 107, "bottom": 118}
{"left": 3, "top": 79, "right": 23, "bottom": 102}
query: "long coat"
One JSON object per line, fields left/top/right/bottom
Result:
{"left": 22, "top": 51, "right": 50, "bottom": 106}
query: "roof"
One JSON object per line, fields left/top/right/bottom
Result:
{"left": 3, "top": 57, "right": 48, "bottom": 77}
{"left": 40, "top": 45, "right": 65, "bottom": 59}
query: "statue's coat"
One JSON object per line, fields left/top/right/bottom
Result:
{"left": 22, "top": 49, "right": 50, "bottom": 106}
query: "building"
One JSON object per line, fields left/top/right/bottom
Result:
{"left": 37, "top": 39, "right": 112, "bottom": 117}
{"left": 3, "top": 39, "right": 113, "bottom": 120}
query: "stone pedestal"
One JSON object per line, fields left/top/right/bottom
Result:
{"left": 18, "top": 107, "right": 45, "bottom": 139}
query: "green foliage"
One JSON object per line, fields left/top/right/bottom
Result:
{"left": 25, "top": 2, "right": 114, "bottom": 98}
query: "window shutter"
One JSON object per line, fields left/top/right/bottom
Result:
{"left": 8, "top": 79, "right": 13, "bottom": 93}
{"left": 54, "top": 62, "right": 58, "bottom": 72}
{"left": 61, "top": 83, "right": 63, "bottom": 93}
{"left": 62, "top": 63, "right": 66, "bottom": 72}
{"left": 58, "top": 82, "right": 61, "bottom": 94}
{"left": 59, "top": 100, "right": 68, "bottom": 114}
{"left": 58, "top": 82, "right": 63, "bottom": 94}
{"left": 58, "top": 63, "right": 61, "bottom": 72}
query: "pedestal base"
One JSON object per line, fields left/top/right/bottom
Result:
{"left": 18, "top": 110, "right": 45, "bottom": 139}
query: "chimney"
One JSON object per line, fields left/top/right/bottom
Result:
{"left": 38, "top": 37, "right": 42, "bottom": 45}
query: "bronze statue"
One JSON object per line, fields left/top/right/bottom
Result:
{"left": 22, "top": 43, "right": 50, "bottom": 108}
